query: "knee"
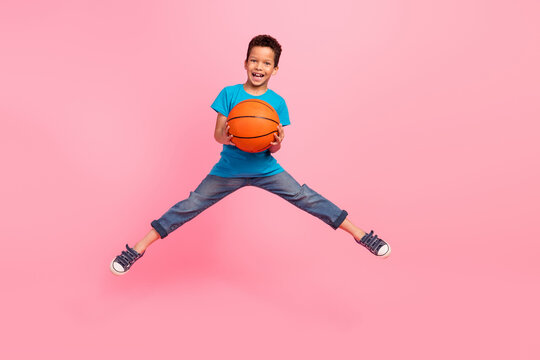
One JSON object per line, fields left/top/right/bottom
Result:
{"left": 188, "top": 191, "right": 205, "bottom": 204}
{"left": 292, "top": 184, "right": 318, "bottom": 203}
{"left": 172, "top": 191, "right": 207, "bottom": 210}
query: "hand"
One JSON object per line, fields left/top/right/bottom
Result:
{"left": 270, "top": 124, "right": 285, "bottom": 146}
{"left": 223, "top": 123, "right": 235, "bottom": 146}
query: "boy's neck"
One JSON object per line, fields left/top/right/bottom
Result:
{"left": 243, "top": 82, "right": 268, "bottom": 96}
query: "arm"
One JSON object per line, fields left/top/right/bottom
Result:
{"left": 269, "top": 124, "right": 285, "bottom": 153}
{"left": 214, "top": 112, "right": 235, "bottom": 146}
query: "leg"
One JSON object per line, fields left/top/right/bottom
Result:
{"left": 111, "top": 175, "right": 246, "bottom": 275}
{"left": 133, "top": 228, "right": 160, "bottom": 254}
{"left": 251, "top": 171, "right": 348, "bottom": 229}
{"left": 136, "top": 184, "right": 237, "bottom": 252}
{"left": 252, "top": 172, "right": 391, "bottom": 257}
{"left": 338, "top": 217, "right": 366, "bottom": 242}
{"left": 150, "top": 175, "right": 246, "bottom": 240}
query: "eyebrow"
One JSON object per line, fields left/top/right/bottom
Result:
{"left": 249, "top": 56, "right": 273, "bottom": 62}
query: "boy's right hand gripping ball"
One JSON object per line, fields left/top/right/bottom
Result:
{"left": 227, "top": 99, "right": 280, "bottom": 153}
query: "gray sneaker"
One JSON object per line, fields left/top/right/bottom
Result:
{"left": 110, "top": 244, "right": 144, "bottom": 275}
{"left": 356, "top": 231, "right": 391, "bottom": 258}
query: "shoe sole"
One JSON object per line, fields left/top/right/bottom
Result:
{"left": 110, "top": 260, "right": 128, "bottom": 276}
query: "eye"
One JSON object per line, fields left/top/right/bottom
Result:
{"left": 265, "top": 62, "right": 271, "bottom": 66}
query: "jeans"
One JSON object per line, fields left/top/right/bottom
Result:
{"left": 151, "top": 171, "right": 348, "bottom": 238}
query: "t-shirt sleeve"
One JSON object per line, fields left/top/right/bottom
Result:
{"left": 276, "top": 98, "right": 290, "bottom": 126}
{"left": 211, "top": 87, "right": 230, "bottom": 117}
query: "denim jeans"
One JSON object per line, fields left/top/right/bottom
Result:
{"left": 151, "top": 171, "right": 348, "bottom": 238}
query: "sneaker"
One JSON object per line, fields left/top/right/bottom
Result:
{"left": 110, "top": 244, "right": 144, "bottom": 275}
{"left": 356, "top": 231, "right": 391, "bottom": 258}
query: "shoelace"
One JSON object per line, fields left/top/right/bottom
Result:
{"left": 356, "top": 231, "right": 385, "bottom": 255}
{"left": 115, "top": 246, "right": 140, "bottom": 268}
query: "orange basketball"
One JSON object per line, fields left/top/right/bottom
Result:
{"left": 227, "top": 99, "right": 280, "bottom": 153}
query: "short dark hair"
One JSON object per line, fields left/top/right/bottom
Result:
{"left": 246, "top": 35, "right": 282, "bottom": 67}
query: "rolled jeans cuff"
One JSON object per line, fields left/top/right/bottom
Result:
{"left": 151, "top": 220, "right": 168, "bottom": 239}
{"left": 331, "top": 210, "right": 348, "bottom": 230}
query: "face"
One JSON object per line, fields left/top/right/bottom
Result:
{"left": 244, "top": 46, "right": 279, "bottom": 89}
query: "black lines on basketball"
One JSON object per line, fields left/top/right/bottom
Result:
{"left": 227, "top": 116, "right": 279, "bottom": 125}
{"left": 241, "top": 99, "right": 277, "bottom": 114}
{"left": 232, "top": 130, "right": 278, "bottom": 139}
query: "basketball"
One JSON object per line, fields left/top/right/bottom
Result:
{"left": 227, "top": 99, "right": 280, "bottom": 153}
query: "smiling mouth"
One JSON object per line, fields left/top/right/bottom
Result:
{"left": 252, "top": 73, "right": 264, "bottom": 79}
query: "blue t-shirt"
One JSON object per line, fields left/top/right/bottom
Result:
{"left": 210, "top": 84, "right": 290, "bottom": 178}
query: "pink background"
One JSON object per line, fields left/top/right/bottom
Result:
{"left": 1, "top": 0, "right": 539, "bottom": 358}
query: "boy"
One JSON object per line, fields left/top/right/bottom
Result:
{"left": 110, "top": 35, "right": 390, "bottom": 275}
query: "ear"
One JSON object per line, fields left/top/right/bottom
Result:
{"left": 244, "top": 60, "right": 248, "bottom": 70}
{"left": 272, "top": 66, "right": 279, "bottom": 76}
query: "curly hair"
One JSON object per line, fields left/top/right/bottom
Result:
{"left": 246, "top": 34, "right": 282, "bottom": 67}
